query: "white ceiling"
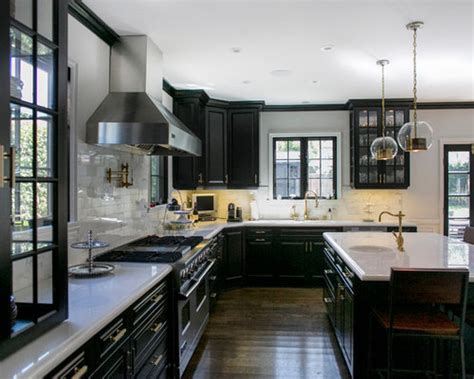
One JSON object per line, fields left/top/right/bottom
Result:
{"left": 84, "top": 0, "right": 474, "bottom": 104}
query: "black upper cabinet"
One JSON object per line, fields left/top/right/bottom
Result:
{"left": 172, "top": 97, "right": 205, "bottom": 189}
{"left": 205, "top": 107, "right": 227, "bottom": 186}
{"left": 227, "top": 109, "right": 260, "bottom": 188}
{"left": 350, "top": 104, "right": 410, "bottom": 189}
{"left": 172, "top": 92, "right": 261, "bottom": 190}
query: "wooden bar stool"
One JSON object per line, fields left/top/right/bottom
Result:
{"left": 367, "top": 268, "right": 469, "bottom": 379}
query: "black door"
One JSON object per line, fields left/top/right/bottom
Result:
{"left": 224, "top": 229, "right": 244, "bottom": 287}
{"left": 246, "top": 238, "right": 274, "bottom": 282}
{"left": 443, "top": 144, "right": 474, "bottom": 238}
{"left": 205, "top": 107, "right": 227, "bottom": 186}
{"left": 227, "top": 109, "right": 259, "bottom": 188}
{"left": 277, "top": 239, "right": 306, "bottom": 284}
{"left": 172, "top": 98, "right": 204, "bottom": 189}
{"left": 307, "top": 240, "right": 325, "bottom": 284}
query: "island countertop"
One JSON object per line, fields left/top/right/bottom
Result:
{"left": 323, "top": 232, "right": 474, "bottom": 282}
{"left": 0, "top": 263, "right": 172, "bottom": 379}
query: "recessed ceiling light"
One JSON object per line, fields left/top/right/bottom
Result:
{"left": 312, "top": 80, "right": 318, "bottom": 84}
{"left": 270, "top": 69, "right": 292, "bottom": 77}
{"left": 321, "top": 44, "right": 335, "bottom": 52}
{"left": 231, "top": 47, "right": 241, "bottom": 53}
{"left": 242, "top": 80, "right": 252, "bottom": 84}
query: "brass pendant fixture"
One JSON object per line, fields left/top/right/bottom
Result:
{"left": 370, "top": 59, "right": 398, "bottom": 161}
{"left": 397, "top": 21, "right": 434, "bottom": 152}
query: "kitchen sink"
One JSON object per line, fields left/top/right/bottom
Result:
{"left": 349, "top": 245, "right": 394, "bottom": 253}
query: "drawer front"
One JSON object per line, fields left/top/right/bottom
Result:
{"left": 279, "top": 228, "right": 342, "bottom": 239}
{"left": 135, "top": 333, "right": 169, "bottom": 379}
{"left": 323, "top": 258, "right": 337, "bottom": 294}
{"left": 246, "top": 228, "right": 273, "bottom": 240}
{"left": 132, "top": 281, "right": 168, "bottom": 327}
{"left": 97, "top": 316, "right": 129, "bottom": 359}
{"left": 323, "top": 282, "right": 336, "bottom": 325}
{"left": 133, "top": 304, "right": 169, "bottom": 368}
{"left": 47, "top": 351, "right": 88, "bottom": 379}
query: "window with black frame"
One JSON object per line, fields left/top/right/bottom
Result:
{"left": 273, "top": 137, "right": 337, "bottom": 199}
{"left": 150, "top": 156, "right": 168, "bottom": 206}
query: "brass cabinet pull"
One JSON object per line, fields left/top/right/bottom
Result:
{"left": 324, "top": 269, "right": 333, "bottom": 275}
{"left": 224, "top": 174, "right": 228, "bottom": 184}
{"left": 150, "top": 322, "right": 163, "bottom": 333}
{"left": 0, "top": 145, "right": 15, "bottom": 189}
{"left": 109, "top": 328, "right": 127, "bottom": 343}
{"left": 151, "top": 294, "right": 163, "bottom": 304}
{"left": 71, "top": 365, "right": 88, "bottom": 379}
{"left": 323, "top": 297, "right": 333, "bottom": 304}
{"left": 254, "top": 174, "right": 258, "bottom": 185}
{"left": 151, "top": 354, "right": 163, "bottom": 367}
{"left": 255, "top": 238, "right": 265, "bottom": 242}
{"left": 198, "top": 173, "right": 203, "bottom": 184}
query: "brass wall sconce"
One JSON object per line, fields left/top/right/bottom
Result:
{"left": 106, "top": 163, "right": 133, "bottom": 188}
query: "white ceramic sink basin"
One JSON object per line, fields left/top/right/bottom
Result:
{"left": 349, "top": 245, "right": 394, "bottom": 253}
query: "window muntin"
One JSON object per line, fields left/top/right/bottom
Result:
{"left": 150, "top": 156, "right": 168, "bottom": 206}
{"left": 273, "top": 137, "right": 337, "bottom": 200}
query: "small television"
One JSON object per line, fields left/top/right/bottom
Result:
{"left": 192, "top": 193, "right": 217, "bottom": 215}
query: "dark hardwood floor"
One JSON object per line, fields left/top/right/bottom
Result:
{"left": 183, "top": 287, "right": 351, "bottom": 379}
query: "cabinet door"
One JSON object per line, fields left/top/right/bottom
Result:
{"left": 277, "top": 240, "right": 306, "bottom": 283}
{"left": 205, "top": 107, "right": 227, "bottom": 185}
{"left": 246, "top": 239, "right": 274, "bottom": 280}
{"left": 172, "top": 98, "right": 204, "bottom": 189}
{"left": 227, "top": 109, "right": 259, "bottom": 188}
{"left": 224, "top": 229, "right": 244, "bottom": 287}
{"left": 307, "top": 240, "right": 325, "bottom": 283}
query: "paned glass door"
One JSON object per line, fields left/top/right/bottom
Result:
{"left": 444, "top": 144, "right": 474, "bottom": 238}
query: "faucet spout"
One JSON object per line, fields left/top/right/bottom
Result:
{"left": 379, "top": 210, "right": 406, "bottom": 251}
{"left": 304, "top": 190, "right": 319, "bottom": 220}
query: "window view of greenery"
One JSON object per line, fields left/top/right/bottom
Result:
{"left": 447, "top": 150, "right": 471, "bottom": 239}
{"left": 150, "top": 156, "right": 168, "bottom": 206}
{"left": 274, "top": 137, "right": 336, "bottom": 199}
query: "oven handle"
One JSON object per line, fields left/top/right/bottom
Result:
{"left": 179, "top": 259, "right": 216, "bottom": 300}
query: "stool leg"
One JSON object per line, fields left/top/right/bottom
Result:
{"left": 368, "top": 314, "right": 373, "bottom": 376}
{"left": 387, "top": 331, "right": 393, "bottom": 379}
{"left": 459, "top": 337, "right": 465, "bottom": 379}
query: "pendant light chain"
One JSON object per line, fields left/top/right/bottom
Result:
{"left": 412, "top": 25, "right": 418, "bottom": 131}
{"left": 381, "top": 62, "right": 386, "bottom": 137}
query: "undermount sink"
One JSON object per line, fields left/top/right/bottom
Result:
{"left": 349, "top": 245, "right": 394, "bottom": 253}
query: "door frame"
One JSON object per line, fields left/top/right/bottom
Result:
{"left": 440, "top": 141, "right": 474, "bottom": 236}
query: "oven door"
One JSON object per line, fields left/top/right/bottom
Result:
{"left": 178, "top": 259, "right": 215, "bottom": 375}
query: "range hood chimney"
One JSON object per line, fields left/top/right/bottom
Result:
{"left": 86, "top": 35, "right": 202, "bottom": 156}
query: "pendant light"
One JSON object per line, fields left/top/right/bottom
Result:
{"left": 397, "top": 21, "right": 433, "bottom": 152}
{"left": 370, "top": 59, "right": 398, "bottom": 160}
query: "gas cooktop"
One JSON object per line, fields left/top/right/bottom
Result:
{"left": 95, "top": 235, "right": 204, "bottom": 263}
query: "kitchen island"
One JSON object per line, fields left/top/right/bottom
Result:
{"left": 323, "top": 232, "right": 474, "bottom": 378}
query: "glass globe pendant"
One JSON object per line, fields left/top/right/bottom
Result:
{"left": 398, "top": 21, "right": 434, "bottom": 152}
{"left": 370, "top": 59, "right": 398, "bottom": 160}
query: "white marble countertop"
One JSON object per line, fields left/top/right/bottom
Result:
{"left": 156, "top": 219, "right": 417, "bottom": 241}
{"left": 0, "top": 263, "right": 172, "bottom": 379}
{"left": 323, "top": 232, "right": 474, "bottom": 282}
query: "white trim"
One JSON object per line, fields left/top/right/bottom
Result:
{"left": 268, "top": 132, "right": 342, "bottom": 200}
{"left": 68, "top": 60, "right": 79, "bottom": 222}
{"left": 438, "top": 138, "right": 474, "bottom": 234}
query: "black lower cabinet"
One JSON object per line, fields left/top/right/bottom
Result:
{"left": 224, "top": 229, "right": 245, "bottom": 288}
{"left": 276, "top": 239, "right": 307, "bottom": 284}
{"left": 246, "top": 232, "right": 274, "bottom": 284}
{"left": 46, "top": 275, "right": 173, "bottom": 379}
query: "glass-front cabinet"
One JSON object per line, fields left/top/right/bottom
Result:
{"left": 350, "top": 104, "right": 410, "bottom": 189}
{"left": 0, "top": 0, "right": 68, "bottom": 358}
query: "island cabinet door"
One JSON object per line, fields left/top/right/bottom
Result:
{"left": 224, "top": 229, "right": 245, "bottom": 288}
{"left": 342, "top": 287, "right": 354, "bottom": 369}
{"left": 276, "top": 239, "right": 307, "bottom": 284}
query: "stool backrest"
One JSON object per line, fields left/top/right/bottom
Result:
{"left": 390, "top": 268, "right": 469, "bottom": 306}
{"left": 463, "top": 227, "right": 474, "bottom": 244}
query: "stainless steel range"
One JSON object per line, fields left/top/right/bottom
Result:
{"left": 95, "top": 234, "right": 218, "bottom": 377}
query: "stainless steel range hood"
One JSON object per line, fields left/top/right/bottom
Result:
{"left": 86, "top": 36, "right": 201, "bottom": 156}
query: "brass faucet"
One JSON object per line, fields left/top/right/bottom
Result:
{"left": 378, "top": 211, "right": 405, "bottom": 251}
{"left": 304, "top": 190, "right": 319, "bottom": 220}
